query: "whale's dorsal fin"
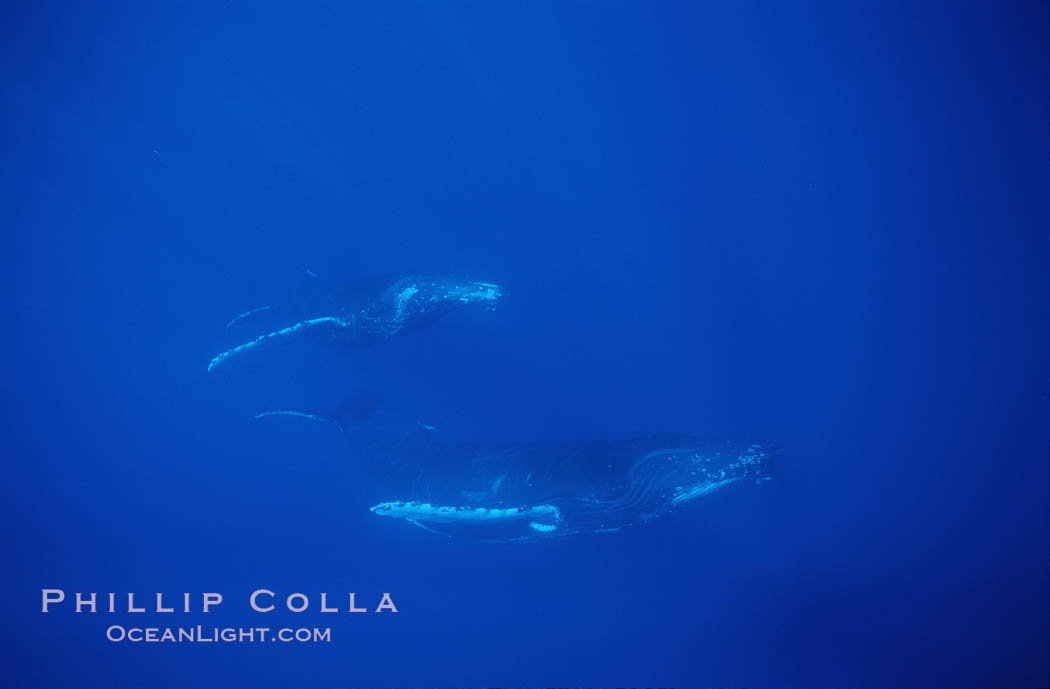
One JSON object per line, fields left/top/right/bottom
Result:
{"left": 329, "top": 390, "right": 382, "bottom": 427}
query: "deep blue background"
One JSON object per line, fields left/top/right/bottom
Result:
{"left": 2, "top": 2, "right": 1048, "bottom": 687}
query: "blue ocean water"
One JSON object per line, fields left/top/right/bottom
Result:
{"left": 2, "top": 2, "right": 1048, "bottom": 687}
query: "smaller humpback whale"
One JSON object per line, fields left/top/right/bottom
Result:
{"left": 208, "top": 272, "right": 502, "bottom": 372}
{"left": 257, "top": 405, "right": 776, "bottom": 542}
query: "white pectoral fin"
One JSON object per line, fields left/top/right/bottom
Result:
{"left": 254, "top": 410, "right": 333, "bottom": 425}
{"left": 370, "top": 501, "right": 562, "bottom": 527}
{"left": 407, "top": 519, "right": 443, "bottom": 535}
{"left": 208, "top": 316, "right": 349, "bottom": 372}
{"left": 225, "top": 304, "right": 279, "bottom": 330}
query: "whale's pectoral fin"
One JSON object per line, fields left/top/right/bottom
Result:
{"left": 224, "top": 304, "right": 280, "bottom": 330}
{"left": 254, "top": 410, "right": 337, "bottom": 425}
{"left": 254, "top": 391, "right": 381, "bottom": 432}
{"left": 370, "top": 501, "right": 564, "bottom": 542}
{"left": 207, "top": 316, "right": 350, "bottom": 372}
{"left": 407, "top": 519, "right": 446, "bottom": 536}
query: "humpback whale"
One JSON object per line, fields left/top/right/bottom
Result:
{"left": 208, "top": 272, "right": 502, "bottom": 372}
{"left": 258, "top": 409, "right": 776, "bottom": 542}
{"left": 213, "top": 269, "right": 777, "bottom": 542}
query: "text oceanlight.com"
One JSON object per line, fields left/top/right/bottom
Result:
{"left": 106, "top": 626, "right": 331, "bottom": 643}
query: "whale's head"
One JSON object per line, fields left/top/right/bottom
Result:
{"left": 378, "top": 275, "right": 503, "bottom": 313}
{"left": 642, "top": 439, "right": 776, "bottom": 509}
{"left": 558, "top": 436, "right": 777, "bottom": 535}
{"left": 369, "top": 274, "right": 503, "bottom": 337}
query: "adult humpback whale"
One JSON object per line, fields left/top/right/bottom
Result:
{"left": 208, "top": 272, "right": 502, "bottom": 372}
{"left": 257, "top": 408, "right": 776, "bottom": 542}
